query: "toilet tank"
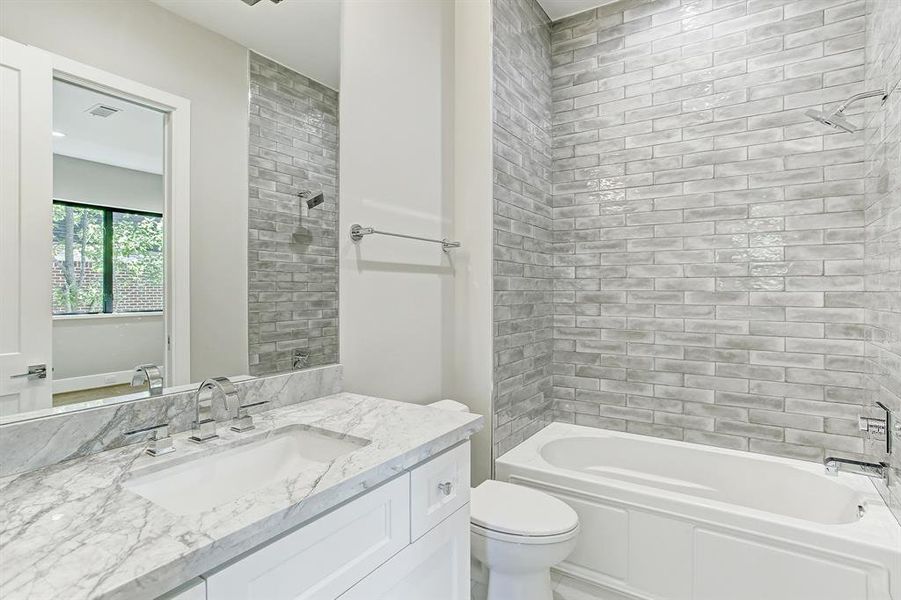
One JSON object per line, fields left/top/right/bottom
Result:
{"left": 427, "top": 400, "right": 470, "bottom": 412}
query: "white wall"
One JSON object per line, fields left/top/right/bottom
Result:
{"left": 340, "top": 0, "right": 495, "bottom": 483}
{"left": 53, "top": 315, "right": 164, "bottom": 382}
{"left": 339, "top": 0, "right": 456, "bottom": 403}
{"left": 451, "top": 0, "right": 494, "bottom": 485}
{"left": 53, "top": 155, "right": 163, "bottom": 213}
{"left": 1, "top": 0, "right": 250, "bottom": 381}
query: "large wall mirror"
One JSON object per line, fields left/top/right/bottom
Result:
{"left": 0, "top": 0, "right": 340, "bottom": 421}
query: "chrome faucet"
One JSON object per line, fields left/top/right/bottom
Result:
{"left": 132, "top": 364, "right": 164, "bottom": 396}
{"left": 189, "top": 377, "right": 239, "bottom": 443}
{"left": 824, "top": 457, "right": 889, "bottom": 481}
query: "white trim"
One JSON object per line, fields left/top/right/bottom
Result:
{"left": 52, "top": 194, "right": 163, "bottom": 215}
{"left": 48, "top": 55, "right": 192, "bottom": 387}
{"left": 53, "top": 311, "right": 164, "bottom": 321}
{"left": 52, "top": 369, "right": 135, "bottom": 394}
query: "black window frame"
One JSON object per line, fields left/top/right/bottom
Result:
{"left": 52, "top": 199, "right": 164, "bottom": 316}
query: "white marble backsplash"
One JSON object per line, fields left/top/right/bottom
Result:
{"left": 0, "top": 365, "right": 342, "bottom": 478}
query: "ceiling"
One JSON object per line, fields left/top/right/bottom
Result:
{"left": 53, "top": 80, "right": 165, "bottom": 174}
{"left": 536, "top": 0, "right": 620, "bottom": 21}
{"left": 151, "top": 0, "right": 341, "bottom": 90}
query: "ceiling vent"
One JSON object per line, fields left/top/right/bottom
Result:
{"left": 86, "top": 104, "right": 120, "bottom": 118}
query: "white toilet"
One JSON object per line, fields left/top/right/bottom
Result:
{"left": 470, "top": 480, "right": 579, "bottom": 600}
{"left": 427, "top": 401, "right": 580, "bottom": 600}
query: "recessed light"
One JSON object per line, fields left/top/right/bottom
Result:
{"left": 52, "top": 131, "right": 66, "bottom": 138}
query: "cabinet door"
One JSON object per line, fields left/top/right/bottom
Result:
{"left": 206, "top": 474, "right": 410, "bottom": 600}
{"left": 338, "top": 504, "right": 470, "bottom": 600}
{"left": 410, "top": 442, "right": 470, "bottom": 540}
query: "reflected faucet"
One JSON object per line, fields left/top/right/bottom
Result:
{"left": 189, "top": 377, "right": 239, "bottom": 443}
{"left": 132, "top": 364, "right": 163, "bottom": 396}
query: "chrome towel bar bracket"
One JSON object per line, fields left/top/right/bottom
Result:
{"left": 350, "top": 223, "right": 461, "bottom": 252}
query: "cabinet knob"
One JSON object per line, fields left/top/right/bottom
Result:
{"left": 438, "top": 481, "right": 453, "bottom": 496}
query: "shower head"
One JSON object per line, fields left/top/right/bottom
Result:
{"left": 298, "top": 190, "right": 324, "bottom": 210}
{"left": 804, "top": 88, "right": 888, "bottom": 134}
{"left": 804, "top": 109, "right": 857, "bottom": 133}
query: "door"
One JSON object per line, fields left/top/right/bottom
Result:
{"left": 0, "top": 37, "right": 53, "bottom": 415}
{"left": 339, "top": 504, "right": 470, "bottom": 600}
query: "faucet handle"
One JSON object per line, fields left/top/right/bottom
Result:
{"left": 231, "top": 400, "right": 269, "bottom": 432}
{"left": 125, "top": 422, "right": 175, "bottom": 456}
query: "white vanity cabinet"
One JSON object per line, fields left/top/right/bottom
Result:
{"left": 193, "top": 442, "right": 471, "bottom": 600}
{"left": 204, "top": 474, "right": 411, "bottom": 600}
{"left": 337, "top": 505, "right": 470, "bottom": 600}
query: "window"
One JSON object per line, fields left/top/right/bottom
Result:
{"left": 52, "top": 201, "right": 163, "bottom": 315}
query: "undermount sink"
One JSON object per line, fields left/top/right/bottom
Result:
{"left": 124, "top": 425, "right": 369, "bottom": 515}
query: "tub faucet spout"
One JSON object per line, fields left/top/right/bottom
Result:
{"left": 824, "top": 456, "right": 888, "bottom": 481}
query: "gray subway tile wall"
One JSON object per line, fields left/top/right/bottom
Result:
{"left": 551, "top": 0, "right": 870, "bottom": 462}
{"left": 493, "top": 0, "right": 555, "bottom": 458}
{"left": 863, "top": 0, "right": 900, "bottom": 522}
{"left": 248, "top": 53, "right": 339, "bottom": 375}
{"left": 494, "top": 0, "right": 898, "bottom": 466}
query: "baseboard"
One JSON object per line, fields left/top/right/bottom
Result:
{"left": 552, "top": 567, "right": 653, "bottom": 600}
{"left": 53, "top": 370, "right": 136, "bottom": 394}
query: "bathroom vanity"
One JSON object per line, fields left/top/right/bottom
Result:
{"left": 168, "top": 442, "right": 471, "bottom": 600}
{"left": 0, "top": 391, "right": 482, "bottom": 600}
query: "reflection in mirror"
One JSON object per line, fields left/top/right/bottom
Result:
{"left": 51, "top": 79, "right": 166, "bottom": 408}
{"left": 247, "top": 53, "right": 339, "bottom": 375}
{"left": 0, "top": 0, "right": 342, "bottom": 423}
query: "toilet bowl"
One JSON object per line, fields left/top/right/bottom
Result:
{"left": 470, "top": 480, "right": 579, "bottom": 600}
{"left": 425, "top": 401, "right": 580, "bottom": 600}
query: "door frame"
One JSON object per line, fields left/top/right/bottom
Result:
{"left": 50, "top": 54, "right": 192, "bottom": 387}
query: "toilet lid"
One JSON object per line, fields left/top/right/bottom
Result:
{"left": 470, "top": 480, "right": 578, "bottom": 537}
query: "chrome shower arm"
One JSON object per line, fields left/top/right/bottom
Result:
{"left": 835, "top": 89, "right": 887, "bottom": 113}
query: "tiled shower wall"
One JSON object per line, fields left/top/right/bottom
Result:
{"left": 863, "top": 0, "right": 900, "bottom": 520}
{"left": 492, "top": 0, "right": 555, "bottom": 457}
{"left": 549, "top": 0, "right": 874, "bottom": 462}
{"left": 248, "top": 53, "right": 339, "bottom": 375}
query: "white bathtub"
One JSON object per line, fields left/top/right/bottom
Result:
{"left": 496, "top": 423, "right": 901, "bottom": 600}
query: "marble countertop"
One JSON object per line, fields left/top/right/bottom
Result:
{"left": 0, "top": 393, "right": 483, "bottom": 600}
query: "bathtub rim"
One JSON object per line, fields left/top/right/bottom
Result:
{"left": 496, "top": 422, "right": 900, "bottom": 559}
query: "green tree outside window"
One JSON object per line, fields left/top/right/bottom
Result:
{"left": 52, "top": 201, "right": 163, "bottom": 315}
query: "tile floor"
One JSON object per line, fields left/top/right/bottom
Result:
{"left": 472, "top": 568, "right": 608, "bottom": 600}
